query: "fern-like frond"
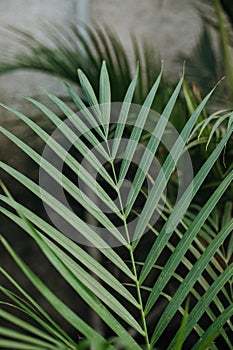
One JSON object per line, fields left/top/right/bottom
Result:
{"left": 0, "top": 62, "right": 232, "bottom": 350}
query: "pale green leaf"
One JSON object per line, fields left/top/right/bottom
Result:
{"left": 140, "top": 126, "right": 233, "bottom": 284}
{"left": 99, "top": 61, "right": 111, "bottom": 135}
{"left": 118, "top": 67, "right": 163, "bottom": 184}
{"left": 0, "top": 163, "right": 133, "bottom": 277}
{"left": 0, "top": 197, "right": 138, "bottom": 308}
{"left": 111, "top": 64, "right": 139, "bottom": 159}
{"left": 144, "top": 170, "right": 233, "bottom": 316}
{"left": 0, "top": 327, "right": 58, "bottom": 349}
{"left": 150, "top": 218, "right": 233, "bottom": 346}
{"left": 0, "top": 237, "right": 116, "bottom": 349}
{"left": 78, "top": 68, "right": 102, "bottom": 122}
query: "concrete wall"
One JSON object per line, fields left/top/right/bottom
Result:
{"left": 0, "top": 0, "right": 76, "bottom": 117}
{"left": 91, "top": 0, "right": 202, "bottom": 71}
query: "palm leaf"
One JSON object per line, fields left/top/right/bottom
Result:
{"left": 0, "top": 197, "right": 137, "bottom": 308}
{"left": 0, "top": 62, "right": 232, "bottom": 349}
{"left": 0, "top": 236, "right": 116, "bottom": 350}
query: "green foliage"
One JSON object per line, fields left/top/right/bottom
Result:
{"left": 0, "top": 62, "right": 232, "bottom": 349}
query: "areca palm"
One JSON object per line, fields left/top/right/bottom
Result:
{"left": 0, "top": 62, "right": 232, "bottom": 349}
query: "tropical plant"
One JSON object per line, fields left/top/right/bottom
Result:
{"left": 0, "top": 62, "right": 232, "bottom": 349}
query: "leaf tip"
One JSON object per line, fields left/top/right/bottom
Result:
{"left": 210, "top": 76, "right": 226, "bottom": 94}
{"left": 160, "top": 59, "right": 164, "bottom": 72}
{"left": 181, "top": 61, "right": 186, "bottom": 79}
{"left": 77, "top": 68, "right": 83, "bottom": 75}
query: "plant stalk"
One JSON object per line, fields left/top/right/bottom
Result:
{"left": 107, "top": 145, "right": 151, "bottom": 349}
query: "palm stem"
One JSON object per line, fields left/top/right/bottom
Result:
{"left": 106, "top": 142, "right": 151, "bottom": 349}
{"left": 128, "top": 247, "right": 151, "bottom": 350}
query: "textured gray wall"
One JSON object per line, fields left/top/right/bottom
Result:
{"left": 91, "top": 0, "right": 202, "bottom": 72}
{"left": 0, "top": 0, "right": 76, "bottom": 115}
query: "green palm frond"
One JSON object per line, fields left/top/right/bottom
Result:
{"left": 0, "top": 62, "right": 232, "bottom": 349}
